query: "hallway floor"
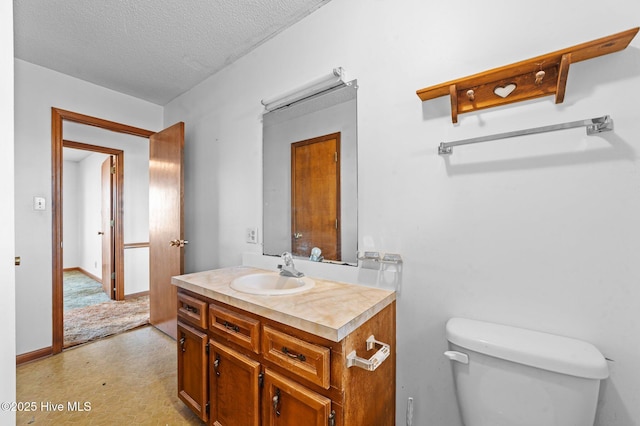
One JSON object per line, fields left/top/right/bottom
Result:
{"left": 16, "top": 325, "right": 204, "bottom": 425}
{"left": 63, "top": 270, "right": 110, "bottom": 311}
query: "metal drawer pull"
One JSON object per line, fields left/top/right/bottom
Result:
{"left": 346, "top": 335, "right": 390, "bottom": 371}
{"left": 223, "top": 321, "right": 240, "bottom": 332}
{"left": 272, "top": 388, "right": 281, "bottom": 416}
{"left": 213, "top": 355, "right": 221, "bottom": 376}
{"left": 184, "top": 304, "right": 197, "bottom": 313}
{"left": 328, "top": 410, "right": 336, "bottom": 426}
{"left": 281, "top": 347, "right": 306, "bottom": 362}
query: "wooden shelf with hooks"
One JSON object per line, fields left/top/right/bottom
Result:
{"left": 416, "top": 27, "right": 639, "bottom": 123}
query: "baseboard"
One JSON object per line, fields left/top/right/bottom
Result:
{"left": 125, "top": 290, "right": 149, "bottom": 300}
{"left": 63, "top": 266, "right": 102, "bottom": 283}
{"left": 16, "top": 346, "right": 53, "bottom": 365}
{"left": 78, "top": 267, "right": 101, "bottom": 283}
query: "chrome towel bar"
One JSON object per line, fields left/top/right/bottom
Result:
{"left": 438, "top": 115, "right": 613, "bottom": 155}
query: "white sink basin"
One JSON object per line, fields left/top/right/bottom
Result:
{"left": 230, "top": 273, "right": 315, "bottom": 295}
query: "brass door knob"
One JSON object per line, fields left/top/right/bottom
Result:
{"left": 169, "top": 239, "right": 189, "bottom": 248}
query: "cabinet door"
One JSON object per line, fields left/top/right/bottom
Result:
{"left": 210, "top": 340, "right": 261, "bottom": 426}
{"left": 177, "top": 322, "right": 209, "bottom": 422}
{"left": 263, "top": 369, "right": 333, "bottom": 426}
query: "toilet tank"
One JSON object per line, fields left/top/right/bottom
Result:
{"left": 445, "top": 318, "right": 609, "bottom": 426}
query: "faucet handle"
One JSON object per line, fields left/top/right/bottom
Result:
{"left": 281, "top": 252, "right": 293, "bottom": 266}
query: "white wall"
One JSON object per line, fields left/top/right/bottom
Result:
{"left": 63, "top": 125, "right": 152, "bottom": 295}
{"left": 14, "top": 59, "right": 162, "bottom": 354}
{"left": 78, "top": 153, "right": 109, "bottom": 278}
{"left": 164, "top": 0, "right": 640, "bottom": 424}
{"left": 63, "top": 123, "right": 152, "bottom": 248}
{"left": 1, "top": 1, "right": 15, "bottom": 424}
{"left": 63, "top": 151, "right": 149, "bottom": 295}
{"left": 124, "top": 247, "right": 150, "bottom": 295}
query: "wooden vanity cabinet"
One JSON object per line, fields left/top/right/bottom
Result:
{"left": 177, "top": 322, "right": 209, "bottom": 422}
{"left": 177, "top": 292, "right": 210, "bottom": 422}
{"left": 176, "top": 288, "right": 396, "bottom": 426}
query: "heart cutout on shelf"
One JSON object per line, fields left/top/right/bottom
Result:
{"left": 494, "top": 83, "right": 517, "bottom": 98}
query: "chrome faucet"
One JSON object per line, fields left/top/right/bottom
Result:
{"left": 278, "top": 252, "right": 304, "bottom": 277}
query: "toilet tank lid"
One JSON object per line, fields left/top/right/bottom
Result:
{"left": 446, "top": 318, "right": 609, "bottom": 379}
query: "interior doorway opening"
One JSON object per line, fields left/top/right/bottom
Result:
{"left": 52, "top": 108, "right": 154, "bottom": 354}
{"left": 61, "top": 142, "right": 152, "bottom": 349}
{"left": 52, "top": 108, "right": 185, "bottom": 354}
{"left": 63, "top": 142, "right": 122, "bottom": 300}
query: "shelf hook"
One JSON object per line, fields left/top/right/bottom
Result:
{"left": 535, "top": 70, "right": 546, "bottom": 85}
{"left": 466, "top": 89, "right": 475, "bottom": 101}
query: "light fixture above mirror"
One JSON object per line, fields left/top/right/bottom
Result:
{"left": 261, "top": 67, "right": 350, "bottom": 112}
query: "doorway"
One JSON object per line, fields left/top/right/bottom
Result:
{"left": 62, "top": 142, "right": 143, "bottom": 348}
{"left": 51, "top": 108, "right": 185, "bottom": 354}
{"left": 63, "top": 141, "right": 123, "bottom": 300}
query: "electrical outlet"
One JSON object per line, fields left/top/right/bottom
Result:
{"left": 246, "top": 227, "right": 258, "bottom": 244}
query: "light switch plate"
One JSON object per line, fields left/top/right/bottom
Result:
{"left": 33, "top": 196, "right": 46, "bottom": 211}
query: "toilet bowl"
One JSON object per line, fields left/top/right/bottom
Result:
{"left": 445, "top": 318, "right": 609, "bottom": 426}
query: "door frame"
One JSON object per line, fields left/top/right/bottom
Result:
{"left": 64, "top": 141, "right": 123, "bottom": 299}
{"left": 51, "top": 107, "right": 154, "bottom": 354}
{"left": 290, "top": 132, "right": 341, "bottom": 260}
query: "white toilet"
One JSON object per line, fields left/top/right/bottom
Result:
{"left": 445, "top": 318, "right": 609, "bottom": 426}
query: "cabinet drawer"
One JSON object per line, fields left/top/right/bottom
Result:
{"left": 209, "top": 304, "right": 260, "bottom": 354}
{"left": 262, "top": 325, "right": 331, "bottom": 389}
{"left": 177, "top": 292, "right": 208, "bottom": 329}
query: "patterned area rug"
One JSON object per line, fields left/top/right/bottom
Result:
{"left": 64, "top": 296, "right": 150, "bottom": 348}
{"left": 63, "top": 270, "right": 150, "bottom": 348}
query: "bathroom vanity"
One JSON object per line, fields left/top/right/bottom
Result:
{"left": 172, "top": 266, "right": 396, "bottom": 426}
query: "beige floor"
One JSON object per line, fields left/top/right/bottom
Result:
{"left": 16, "top": 325, "right": 204, "bottom": 425}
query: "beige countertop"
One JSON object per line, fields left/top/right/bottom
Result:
{"left": 171, "top": 266, "right": 396, "bottom": 342}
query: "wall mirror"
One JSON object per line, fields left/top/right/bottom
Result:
{"left": 263, "top": 81, "right": 358, "bottom": 264}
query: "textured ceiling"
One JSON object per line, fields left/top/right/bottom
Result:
{"left": 13, "top": 0, "right": 331, "bottom": 105}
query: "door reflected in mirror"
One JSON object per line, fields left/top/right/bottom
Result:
{"left": 263, "top": 82, "right": 357, "bottom": 264}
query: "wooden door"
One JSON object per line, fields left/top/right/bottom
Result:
{"left": 149, "top": 122, "right": 185, "bottom": 339}
{"left": 291, "top": 133, "right": 341, "bottom": 260}
{"left": 100, "top": 156, "right": 114, "bottom": 298}
{"left": 178, "top": 322, "right": 209, "bottom": 423}
{"left": 210, "top": 340, "right": 261, "bottom": 426}
{"left": 263, "top": 369, "right": 332, "bottom": 426}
